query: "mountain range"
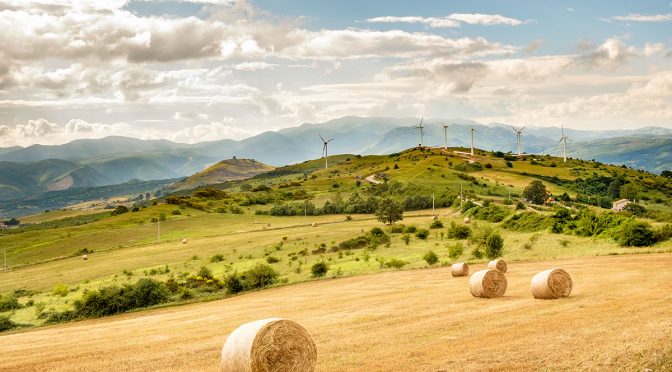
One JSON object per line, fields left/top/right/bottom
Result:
{"left": 1, "top": 117, "right": 670, "bottom": 200}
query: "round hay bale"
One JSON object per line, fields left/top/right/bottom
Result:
{"left": 220, "top": 318, "right": 317, "bottom": 372}
{"left": 82, "top": 254, "right": 88, "bottom": 261}
{"left": 311, "top": 222, "right": 318, "bottom": 227}
{"left": 182, "top": 238, "right": 188, "bottom": 244}
{"left": 487, "top": 259, "right": 507, "bottom": 273}
{"left": 469, "top": 269, "right": 507, "bottom": 298}
{"left": 463, "top": 217, "right": 471, "bottom": 224}
{"left": 531, "top": 268, "right": 573, "bottom": 299}
{"left": 450, "top": 262, "right": 469, "bottom": 277}
{"left": 432, "top": 215, "right": 438, "bottom": 220}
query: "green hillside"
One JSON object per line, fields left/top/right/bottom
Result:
{"left": 0, "top": 147, "right": 670, "bottom": 332}
{"left": 167, "top": 158, "right": 275, "bottom": 191}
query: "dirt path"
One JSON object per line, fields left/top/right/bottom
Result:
{"left": 365, "top": 174, "right": 382, "bottom": 184}
{"left": 1, "top": 254, "right": 671, "bottom": 371}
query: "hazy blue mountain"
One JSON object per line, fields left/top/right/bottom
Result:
{"left": 0, "top": 136, "right": 188, "bottom": 163}
{"left": 0, "top": 117, "right": 669, "bottom": 200}
{"left": 0, "top": 146, "right": 22, "bottom": 155}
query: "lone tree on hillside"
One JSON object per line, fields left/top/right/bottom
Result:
{"left": 523, "top": 180, "right": 547, "bottom": 205}
{"left": 375, "top": 198, "right": 403, "bottom": 225}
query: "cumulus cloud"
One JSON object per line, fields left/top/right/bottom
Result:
{"left": 233, "top": 62, "right": 278, "bottom": 71}
{"left": 579, "top": 38, "right": 663, "bottom": 68}
{"left": 612, "top": 13, "right": 672, "bottom": 22}
{"left": 0, "top": 118, "right": 133, "bottom": 146}
{"left": 168, "top": 120, "right": 256, "bottom": 143}
{"left": 365, "top": 13, "right": 526, "bottom": 28}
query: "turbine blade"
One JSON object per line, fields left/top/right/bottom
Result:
{"left": 509, "top": 125, "right": 517, "bottom": 132}
{"left": 319, "top": 134, "right": 325, "bottom": 142}
{"left": 520, "top": 126, "right": 525, "bottom": 132}
{"left": 327, "top": 138, "right": 334, "bottom": 143}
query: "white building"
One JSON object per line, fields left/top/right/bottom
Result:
{"left": 612, "top": 199, "right": 630, "bottom": 212}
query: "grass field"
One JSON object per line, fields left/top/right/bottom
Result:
{"left": 1, "top": 253, "right": 670, "bottom": 371}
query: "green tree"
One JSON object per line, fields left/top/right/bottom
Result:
{"left": 485, "top": 233, "right": 504, "bottom": 259}
{"left": 523, "top": 180, "right": 547, "bottom": 205}
{"left": 620, "top": 183, "right": 639, "bottom": 200}
{"left": 375, "top": 198, "right": 403, "bottom": 225}
{"left": 423, "top": 251, "right": 439, "bottom": 265}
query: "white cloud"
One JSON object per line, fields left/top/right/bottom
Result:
{"left": 612, "top": 13, "right": 672, "bottom": 22}
{"left": 168, "top": 120, "right": 256, "bottom": 143}
{"left": 365, "top": 13, "right": 526, "bottom": 28}
{"left": 0, "top": 118, "right": 133, "bottom": 146}
{"left": 233, "top": 61, "right": 278, "bottom": 71}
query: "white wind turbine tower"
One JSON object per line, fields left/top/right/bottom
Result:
{"left": 442, "top": 121, "right": 449, "bottom": 150}
{"left": 470, "top": 128, "right": 477, "bottom": 156}
{"left": 415, "top": 117, "right": 424, "bottom": 148}
{"left": 559, "top": 124, "right": 570, "bottom": 163}
{"left": 319, "top": 134, "right": 334, "bottom": 169}
{"left": 509, "top": 125, "right": 526, "bottom": 156}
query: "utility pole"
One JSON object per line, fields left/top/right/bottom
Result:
{"left": 460, "top": 183, "right": 463, "bottom": 208}
{"left": 3, "top": 249, "right": 6, "bottom": 272}
{"left": 432, "top": 193, "right": 435, "bottom": 216}
{"left": 157, "top": 220, "right": 160, "bottom": 242}
{"left": 304, "top": 200, "right": 307, "bottom": 224}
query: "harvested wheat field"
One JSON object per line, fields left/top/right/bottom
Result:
{"left": 1, "top": 254, "right": 671, "bottom": 371}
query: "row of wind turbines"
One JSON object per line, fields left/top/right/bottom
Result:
{"left": 415, "top": 118, "right": 571, "bottom": 162}
{"left": 319, "top": 120, "right": 571, "bottom": 169}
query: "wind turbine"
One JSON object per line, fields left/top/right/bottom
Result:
{"left": 320, "top": 134, "right": 334, "bottom": 169}
{"left": 558, "top": 124, "right": 569, "bottom": 163}
{"left": 415, "top": 117, "right": 424, "bottom": 148}
{"left": 442, "top": 121, "right": 449, "bottom": 150}
{"left": 470, "top": 128, "right": 477, "bottom": 156}
{"left": 509, "top": 125, "right": 526, "bottom": 156}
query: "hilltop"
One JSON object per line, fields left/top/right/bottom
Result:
{"left": 167, "top": 158, "right": 275, "bottom": 192}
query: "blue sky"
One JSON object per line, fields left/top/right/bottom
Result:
{"left": 0, "top": 0, "right": 670, "bottom": 146}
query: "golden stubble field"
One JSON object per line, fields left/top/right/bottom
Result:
{"left": 1, "top": 253, "right": 671, "bottom": 371}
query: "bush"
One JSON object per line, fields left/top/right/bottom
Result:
{"left": 623, "top": 203, "right": 647, "bottom": 217}
{"left": 502, "top": 212, "right": 552, "bottom": 232}
{"left": 404, "top": 225, "right": 418, "bottom": 234}
{"left": 384, "top": 258, "right": 408, "bottom": 269}
{"left": 389, "top": 225, "right": 405, "bottom": 234}
{"left": 73, "top": 278, "right": 169, "bottom": 318}
{"left": 468, "top": 204, "right": 510, "bottom": 222}
{"left": 171, "top": 210, "right": 181, "bottom": 215}
{"left": 266, "top": 256, "right": 280, "bottom": 264}
{"left": 209, "top": 254, "right": 224, "bottom": 263}
{"left": 615, "top": 220, "right": 656, "bottom": 247}
{"left": 447, "top": 222, "right": 471, "bottom": 239}
{"left": 448, "top": 242, "right": 464, "bottom": 259}
{"left": 653, "top": 224, "right": 672, "bottom": 242}
{"left": 311, "top": 262, "right": 329, "bottom": 277}
{"left": 240, "top": 264, "right": 279, "bottom": 289}
{"left": 429, "top": 220, "right": 443, "bottom": 229}
{"left": 0, "top": 316, "right": 21, "bottom": 332}
{"left": 52, "top": 283, "right": 69, "bottom": 297}
{"left": 223, "top": 273, "right": 245, "bottom": 294}
{"left": 423, "top": 251, "right": 439, "bottom": 265}
{"left": 402, "top": 233, "right": 411, "bottom": 245}
{"left": 197, "top": 266, "right": 213, "bottom": 279}
{"left": 0, "top": 295, "right": 20, "bottom": 312}
{"left": 111, "top": 205, "right": 129, "bottom": 216}
{"left": 485, "top": 233, "right": 504, "bottom": 259}
{"left": 415, "top": 228, "right": 430, "bottom": 239}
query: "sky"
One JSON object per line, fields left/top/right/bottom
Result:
{"left": 0, "top": 0, "right": 671, "bottom": 147}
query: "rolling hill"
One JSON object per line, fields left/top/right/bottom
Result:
{"left": 167, "top": 158, "right": 275, "bottom": 191}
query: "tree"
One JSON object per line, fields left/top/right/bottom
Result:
{"left": 311, "top": 262, "right": 329, "bottom": 277}
{"left": 375, "top": 198, "right": 403, "bottom": 225}
{"left": 661, "top": 170, "right": 672, "bottom": 179}
{"left": 620, "top": 183, "right": 638, "bottom": 200}
{"left": 523, "top": 180, "right": 547, "bottom": 205}
{"left": 485, "top": 233, "right": 504, "bottom": 259}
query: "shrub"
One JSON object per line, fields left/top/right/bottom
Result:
{"left": 447, "top": 222, "right": 471, "bottom": 239}
{"left": 448, "top": 242, "right": 464, "bottom": 260}
{"left": 615, "top": 220, "right": 656, "bottom": 247}
{"left": 515, "top": 201, "right": 525, "bottom": 210}
{"left": 240, "top": 264, "right": 279, "bottom": 289}
{"left": 402, "top": 233, "right": 411, "bottom": 245}
{"left": 0, "top": 295, "right": 20, "bottom": 312}
{"left": 171, "top": 210, "right": 181, "bottom": 215}
{"left": 654, "top": 224, "right": 672, "bottom": 242}
{"left": 623, "top": 203, "right": 647, "bottom": 217}
{"left": 415, "top": 229, "right": 430, "bottom": 240}
{"left": 485, "top": 233, "right": 504, "bottom": 259}
{"left": 468, "top": 204, "right": 510, "bottom": 222}
{"left": 111, "top": 205, "right": 129, "bottom": 216}
{"left": 505, "top": 161, "right": 513, "bottom": 168}
{"left": 311, "top": 262, "right": 329, "bottom": 277}
{"left": 209, "top": 254, "right": 224, "bottom": 263}
{"left": 0, "top": 316, "right": 21, "bottom": 332}
{"left": 384, "top": 258, "right": 408, "bottom": 269}
{"left": 52, "top": 284, "right": 69, "bottom": 297}
{"left": 223, "top": 273, "right": 245, "bottom": 294}
{"left": 389, "top": 225, "right": 405, "bottom": 234}
{"left": 266, "top": 256, "right": 280, "bottom": 264}
{"left": 429, "top": 220, "right": 443, "bottom": 229}
{"left": 502, "top": 212, "right": 552, "bottom": 232}
{"left": 197, "top": 266, "right": 213, "bottom": 279}
{"left": 73, "top": 279, "right": 169, "bottom": 318}
{"left": 423, "top": 251, "right": 439, "bottom": 265}
{"left": 404, "top": 225, "right": 418, "bottom": 234}
{"left": 471, "top": 247, "right": 483, "bottom": 259}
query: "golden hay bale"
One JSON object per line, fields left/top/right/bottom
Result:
{"left": 220, "top": 318, "right": 317, "bottom": 372}
{"left": 82, "top": 255, "right": 88, "bottom": 261}
{"left": 182, "top": 238, "right": 188, "bottom": 244}
{"left": 469, "top": 269, "right": 507, "bottom": 298}
{"left": 432, "top": 215, "right": 438, "bottom": 220}
{"left": 311, "top": 222, "right": 318, "bottom": 227}
{"left": 531, "top": 268, "right": 573, "bottom": 299}
{"left": 487, "top": 259, "right": 507, "bottom": 273}
{"left": 450, "top": 262, "right": 469, "bottom": 277}
{"left": 463, "top": 217, "right": 471, "bottom": 224}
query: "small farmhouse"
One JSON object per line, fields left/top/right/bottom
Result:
{"left": 612, "top": 199, "right": 630, "bottom": 212}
